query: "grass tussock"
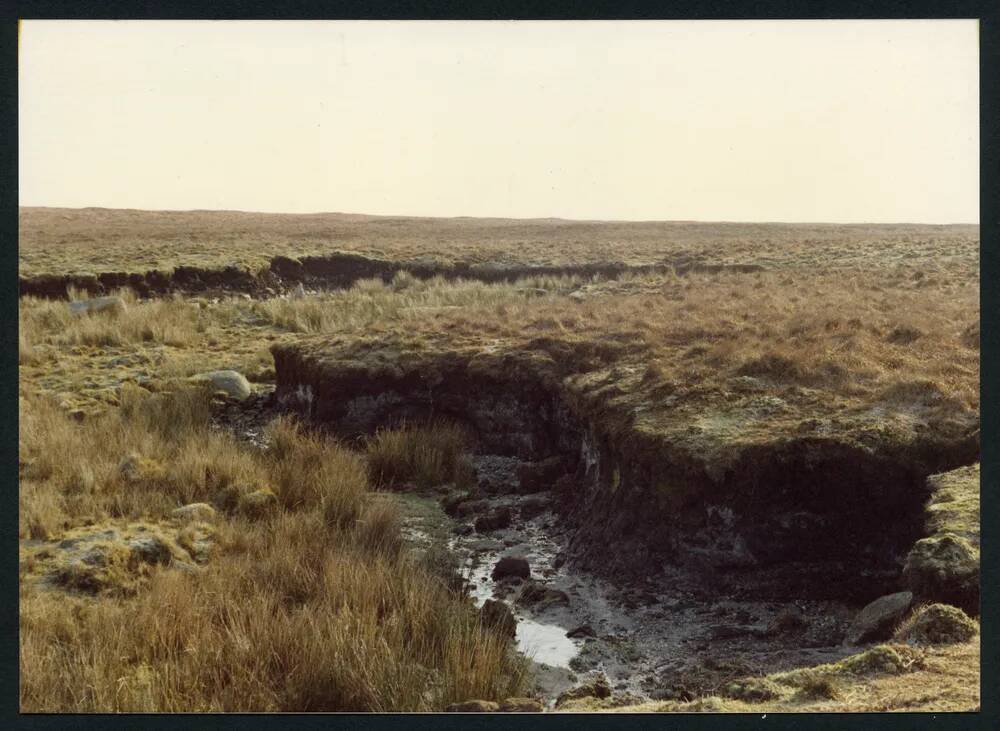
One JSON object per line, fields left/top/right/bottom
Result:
{"left": 894, "top": 604, "right": 978, "bottom": 646}
{"left": 254, "top": 274, "right": 576, "bottom": 335}
{"left": 19, "top": 389, "right": 527, "bottom": 711}
{"left": 21, "top": 289, "right": 202, "bottom": 349}
{"left": 365, "top": 421, "right": 476, "bottom": 490}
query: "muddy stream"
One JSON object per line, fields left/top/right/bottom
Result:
{"left": 394, "top": 453, "right": 862, "bottom": 705}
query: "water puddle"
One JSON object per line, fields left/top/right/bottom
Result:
{"left": 516, "top": 620, "right": 579, "bottom": 668}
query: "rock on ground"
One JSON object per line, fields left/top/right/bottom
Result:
{"left": 517, "top": 580, "right": 570, "bottom": 608}
{"left": 68, "top": 296, "right": 127, "bottom": 316}
{"left": 555, "top": 673, "right": 612, "bottom": 708}
{"left": 189, "top": 370, "right": 252, "bottom": 401}
{"left": 445, "top": 700, "right": 500, "bottom": 712}
{"left": 498, "top": 698, "right": 544, "bottom": 712}
{"left": 492, "top": 555, "right": 530, "bottom": 580}
{"left": 844, "top": 591, "right": 913, "bottom": 645}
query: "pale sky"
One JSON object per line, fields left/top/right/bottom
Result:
{"left": 19, "top": 20, "right": 979, "bottom": 223}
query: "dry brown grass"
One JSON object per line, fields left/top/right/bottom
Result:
{"left": 365, "top": 421, "right": 476, "bottom": 491}
{"left": 19, "top": 206, "right": 978, "bottom": 276}
{"left": 19, "top": 388, "right": 528, "bottom": 712}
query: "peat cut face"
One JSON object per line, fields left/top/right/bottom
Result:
{"left": 271, "top": 337, "right": 979, "bottom": 605}
{"left": 18, "top": 247, "right": 764, "bottom": 300}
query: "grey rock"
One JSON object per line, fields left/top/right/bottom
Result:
{"left": 69, "top": 296, "right": 127, "bottom": 316}
{"left": 189, "top": 370, "right": 252, "bottom": 401}
{"left": 517, "top": 580, "right": 570, "bottom": 608}
{"left": 844, "top": 591, "right": 914, "bottom": 645}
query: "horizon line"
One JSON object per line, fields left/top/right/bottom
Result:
{"left": 18, "top": 204, "right": 981, "bottom": 228}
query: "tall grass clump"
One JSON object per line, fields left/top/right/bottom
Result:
{"left": 19, "top": 390, "right": 528, "bottom": 712}
{"left": 365, "top": 421, "right": 476, "bottom": 490}
{"left": 20, "top": 291, "right": 200, "bottom": 349}
{"left": 265, "top": 415, "right": 367, "bottom": 526}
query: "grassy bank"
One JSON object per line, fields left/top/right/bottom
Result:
{"left": 19, "top": 388, "right": 527, "bottom": 712}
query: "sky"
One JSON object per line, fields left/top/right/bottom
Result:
{"left": 18, "top": 20, "right": 979, "bottom": 223}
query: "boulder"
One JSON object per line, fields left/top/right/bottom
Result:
{"left": 68, "top": 296, "right": 127, "bottom": 316}
{"left": 445, "top": 700, "right": 499, "bottom": 712}
{"left": 491, "top": 556, "right": 530, "bottom": 581}
{"left": 189, "top": 370, "right": 252, "bottom": 401}
{"left": 903, "top": 534, "right": 979, "bottom": 615}
{"left": 474, "top": 506, "right": 512, "bottom": 532}
{"left": 171, "top": 503, "right": 217, "bottom": 523}
{"left": 844, "top": 591, "right": 913, "bottom": 645}
{"left": 499, "top": 697, "right": 544, "bottom": 712}
{"left": 479, "top": 599, "right": 517, "bottom": 639}
{"left": 517, "top": 580, "right": 570, "bottom": 608}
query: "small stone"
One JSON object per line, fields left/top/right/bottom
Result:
{"left": 517, "top": 580, "right": 570, "bottom": 608}
{"left": 555, "top": 673, "right": 612, "bottom": 707}
{"left": 499, "top": 697, "right": 544, "bottom": 712}
{"left": 566, "top": 624, "right": 596, "bottom": 639}
{"left": 445, "top": 700, "right": 499, "bottom": 712}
